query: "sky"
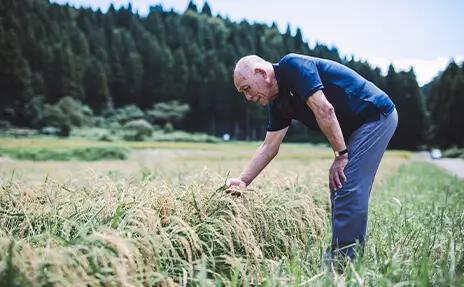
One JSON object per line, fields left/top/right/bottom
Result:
{"left": 52, "top": 0, "right": 464, "bottom": 86}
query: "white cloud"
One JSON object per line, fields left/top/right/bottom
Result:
{"left": 367, "top": 55, "right": 464, "bottom": 86}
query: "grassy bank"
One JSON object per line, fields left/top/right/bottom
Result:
{"left": 0, "top": 146, "right": 130, "bottom": 161}
{"left": 0, "top": 137, "right": 411, "bottom": 162}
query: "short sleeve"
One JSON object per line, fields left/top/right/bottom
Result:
{"left": 267, "top": 103, "right": 292, "bottom": 132}
{"left": 280, "top": 54, "right": 324, "bottom": 101}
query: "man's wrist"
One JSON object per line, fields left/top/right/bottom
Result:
{"left": 334, "top": 148, "right": 348, "bottom": 157}
{"left": 239, "top": 174, "right": 250, "bottom": 186}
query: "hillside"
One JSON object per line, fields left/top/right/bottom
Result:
{"left": 0, "top": 0, "right": 462, "bottom": 149}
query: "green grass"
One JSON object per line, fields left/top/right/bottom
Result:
{"left": 0, "top": 136, "right": 292, "bottom": 150}
{"left": 357, "top": 162, "right": 464, "bottom": 286}
{"left": 0, "top": 137, "right": 411, "bottom": 163}
{"left": 0, "top": 146, "right": 130, "bottom": 161}
{"left": 0, "top": 156, "right": 462, "bottom": 286}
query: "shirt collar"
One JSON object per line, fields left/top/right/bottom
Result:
{"left": 272, "top": 63, "right": 281, "bottom": 85}
{"left": 271, "top": 63, "right": 283, "bottom": 105}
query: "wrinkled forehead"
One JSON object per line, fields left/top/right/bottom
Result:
{"left": 233, "top": 67, "right": 252, "bottom": 89}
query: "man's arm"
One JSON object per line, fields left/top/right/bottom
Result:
{"left": 305, "top": 89, "right": 348, "bottom": 190}
{"left": 305, "top": 90, "right": 346, "bottom": 153}
{"left": 238, "top": 126, "right": 289, "bottom": 186}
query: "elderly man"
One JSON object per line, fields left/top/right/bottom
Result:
{"left": 226, "top": 53, "right": 398, "bottom": 268}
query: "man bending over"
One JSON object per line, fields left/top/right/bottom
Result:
{"left": 226, "top": 53, "right": 398, "bottom": 269}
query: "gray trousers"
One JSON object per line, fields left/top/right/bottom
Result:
{"left": 327, "top": 108, "right": 398, "bottom": 261}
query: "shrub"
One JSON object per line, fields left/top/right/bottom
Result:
{"left": 123, "top": 119, "right": 153, "bottom": 141}
{"left": 70, "top": 127, "right": 111, "bottom": 140}
{"left": 164, "top": 122, "right": 174, "bottom": 133}
{"left": 55, "top": 96, "right": 92, "bottom": 127}
{"left": 0, "top": 120, "right": 11, "bottom": 129}
{"left": 92, "top": 116, "right": 106, "bottom": 128}
{"left": 111, "top": 105, "right": 144, "bottom": 124}
{"left": 42, "top": 104, "right": 67, "bottom": 128}
{"left": 443, "top": 147, "right": 464, "bottom": 159}
{"left": 98, "top": 134, "right": 114, "bottom": 142}
{"left": 145, "top": 100, "right": 190, "bottom": 127}
{"left": 151, "top": 130, "right": 221, "bottom": 143}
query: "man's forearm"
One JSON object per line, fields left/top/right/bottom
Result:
{"left": 239, "top": 145, "right": 278, "bottom": 186}
{"left": 315, "top": 107, "right": 346, "bottom": 152}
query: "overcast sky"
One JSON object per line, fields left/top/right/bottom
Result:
{"left": 52, "top": 0, "right": 464, "bottom": 86}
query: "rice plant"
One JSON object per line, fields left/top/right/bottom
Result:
{"left": 0, "top": 147, "right": 461, "bottom": 286}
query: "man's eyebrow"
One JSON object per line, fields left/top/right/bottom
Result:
{"left": 238, "top": 85, "right": 248, "bottom": 92}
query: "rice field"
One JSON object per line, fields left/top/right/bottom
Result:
{"left": 0, "top": 140, "right": 463, "bottom": 286}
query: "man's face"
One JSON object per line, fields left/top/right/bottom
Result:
{"left": 234, "top": 68, "right": 273, "bottom": 105}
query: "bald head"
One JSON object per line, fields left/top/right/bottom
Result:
{"left": 233, "top": 55, "right": 271, "bottom": 89}
{"left": 233, "top": 55, "right": 279, "bottom": 105}
{"left": 234, "top": 55, "right": 268, "bottom": 76}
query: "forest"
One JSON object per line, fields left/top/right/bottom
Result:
{"left": 0, "top": 0, "right": 463, "bottom": 150}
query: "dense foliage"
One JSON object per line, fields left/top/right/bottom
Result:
{"left": 425, "top": 61, "right": 464, "bottom": 149}
{"left": 0, "top": 0, "right": 462, "bottom": 149}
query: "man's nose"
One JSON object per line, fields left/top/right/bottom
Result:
{"left": 245, "top": 93, "right": 253, "bottom": 100}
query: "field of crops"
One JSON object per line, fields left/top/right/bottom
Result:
{"left": 0, "top": 139, "right": 463, "bottom": 286}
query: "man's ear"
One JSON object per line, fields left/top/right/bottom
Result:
{"left": 254, "top": 67, "right": 267, "bottom": 78}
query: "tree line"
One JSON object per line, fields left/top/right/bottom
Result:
{"left": 0, "top": 0, "right": 462, "bottom": 150}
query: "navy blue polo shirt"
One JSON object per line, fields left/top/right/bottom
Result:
{"left": 268, "top": 53, "right": 395, "bottom": 139}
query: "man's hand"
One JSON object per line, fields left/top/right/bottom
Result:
{"left": 223, "top": 128, "right": 288, "bottom": 197}
{"left": 330, "top": 154, "right": 348, "bottom": 190}
{"left": 225, "top": 178, "right": 247, "bottom": 196}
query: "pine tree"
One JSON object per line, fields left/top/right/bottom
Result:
{"left": 108, "top": 45, "right": 128, "bottom": 107}
{"left": 0, "top": 27, "right": 34, "bottom": 125}
{"left": 450, "top": 71, "right": 464, "bottom": 146}
{"left": 186, "top": 1, "right": 198, "bottom": 13}
{"left": 427, "top": 61, "right": 460, "bottom": 148}
{"left": 283, "top": 24, "right": 295, "bottom": 53}
{"left": 83, "top": 57, "right": 111, "bottom": 114}
{"left": 386, "top": 65, "right": 426, "bottom": 149}
{"left": 144, "top": 8, "right": 166, "bottom": 44}
{"left": 124, "top": 51, "right": 144, "bottom": 106}
{"left": 201, "top": 2, "right": 212, "bottom": 17}
{"left": 46, "top": 43, "right": 83, "bottom": 104}
{"left": 171, "top": 48, "right": 189, "bottom": 102}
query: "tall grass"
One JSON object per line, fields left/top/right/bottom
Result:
{"left": 0, "top": 165, "right": 328, "bottom": 286}
{"left": 0, "top": 158, "right": 462, "bottom": 286}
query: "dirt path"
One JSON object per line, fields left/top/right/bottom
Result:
{"left": 413, "top": 152, "right": 464, "bottom": 180}
{"left": 433, "top": 158, "right": 464, "bottom": 180}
